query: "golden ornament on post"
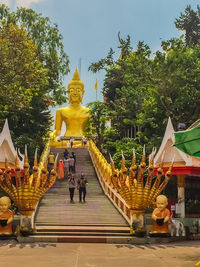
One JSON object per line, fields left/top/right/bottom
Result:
{"left": 0, "top": 146, "right": 58, "bottom": 217}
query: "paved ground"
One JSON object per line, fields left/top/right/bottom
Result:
{"left": 0, "top": 240, "right": 199, "bottom": 267}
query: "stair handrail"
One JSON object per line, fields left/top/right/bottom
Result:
{"left": 88, "top": 140, "right": 131, "bottom": 226}
{"left": 27, "top": 138, "right": 51, "bottom": 228}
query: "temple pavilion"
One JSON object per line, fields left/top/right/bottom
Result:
{"left": 154, "top": 117, "right": 200, "bottom": 218}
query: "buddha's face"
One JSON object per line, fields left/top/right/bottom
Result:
{"left": 68, "top": 84, "right": 83, "bottom": 104}
{"left": 156, "top": 196, "right": 167, "bottom": 212}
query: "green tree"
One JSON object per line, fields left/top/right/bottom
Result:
{"left": 0, "top": 5, "right": 70, "bottom": 162}
{"left": 175, "top": 5, "right": 200, "bottom": 47}
{"left": 0, "top": 22, "right": 48, "bottom": 116}
{"left": 84, "top": 101, "right": 107, "bottom": 150}
{"left": 0, "top": 4, "right": 70, "bottom": 105}
{"left": 0, "top": 22, "right": 51, "bottom": 161}
{"left": 137, "top": 37, "right": 200, "bottom": 148}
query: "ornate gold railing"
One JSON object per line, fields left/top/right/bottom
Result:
{"left": 89, "top": 140, "right": 174, "bottom": 230}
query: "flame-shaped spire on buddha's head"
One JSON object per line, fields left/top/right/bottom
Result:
{"left": 67, "top": 68, "right": 84, "bottom": 93}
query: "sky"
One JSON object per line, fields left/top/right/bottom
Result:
{"left": 0, "top": 0, "right": 200, "bottom": 108}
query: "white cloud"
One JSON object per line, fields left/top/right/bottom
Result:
{"left": 16, "top": 0, "right": 45, "bottom": 8}
{"left": 0, "top": 0, "right": 45, "bottom": 8}
{"left": 0, "top": 0, "right": 9, "bottom": 5}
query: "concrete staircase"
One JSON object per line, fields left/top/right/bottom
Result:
{"left": 31, "top": 148, "right": 130, "bottom": 243}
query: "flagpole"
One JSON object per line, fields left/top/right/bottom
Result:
{"left": 96, "top": 88, "right": 97, "bottom": 101}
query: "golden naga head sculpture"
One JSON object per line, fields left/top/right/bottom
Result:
{"left": 110, "top": 147, "right": 174, "bottom": 214}
{"left": 0, "top": 148, "right": 58, "bottom": 216}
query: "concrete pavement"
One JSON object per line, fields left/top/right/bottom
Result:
{"left": 0, "top": 240, "right": 199, "bottom": 267}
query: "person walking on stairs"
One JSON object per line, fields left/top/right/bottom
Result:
{"left": 68, "top": 173, "right": 77, "bottom": 203}
{"left": 71, "top": 151, "right": 76, "bottom": 172}
{"left": 69, "top": 137, "right": 74, "bottom": 148}
{"left": 77, "top": 173, "right": 88, "bottom": 203}
{"left": 63, "top": 156, "right": 70, "bottom": 179}
{"left": 58, "top": 159, "right": 64, "bottom": 179}
{"left": 69, "top": 155, "right": 75, "bottom": 173}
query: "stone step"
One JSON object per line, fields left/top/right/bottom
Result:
{"left": 17, "top": 235, "right": 137, "bottom": 244}
{"left": 33, "top": 231, "right": 130, "bottom": 237}
{"left": 36, "top": 225, "right": 129, "bottom": 233}
{"left": 17, "top": 235, "right": 186, "bottom": 244}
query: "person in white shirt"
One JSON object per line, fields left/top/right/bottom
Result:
{"left": 68, "top": 173, "right": 77, "bottom": 203}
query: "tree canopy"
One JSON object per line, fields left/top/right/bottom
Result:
{"left": 0, "top": 4, "right": 70, "bottom": 105}
{"left": 88, "top": 5, "right": 200, "bottom": 166}
{"left": 0, "top": 5, "right": 70, "bottom": 161}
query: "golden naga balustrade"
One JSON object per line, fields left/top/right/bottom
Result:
{"left": 89, "top": 140, "right": 174, "bottom": 217}
{"left": 0, "top": 145, "right": 57, "bottom": 216}
{"left": 110, "top": 147, "right": 174, "bottom": 215}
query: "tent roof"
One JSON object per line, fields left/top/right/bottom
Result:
{"left": 0, "top": 119, "right": 23, "bottom": 168}
{"left": 154, "top": 117, "right": 195, "bottom": 167}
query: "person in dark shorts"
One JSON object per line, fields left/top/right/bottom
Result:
{"left": 77, "top": 174, "right": 88, "bottom": 203}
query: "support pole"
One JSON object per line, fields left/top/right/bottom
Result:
{"left": 177, "top": 174, "right": 186, "bottom": 218}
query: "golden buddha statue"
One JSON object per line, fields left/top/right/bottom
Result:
{"left": 51, "top": 68, "right": 90, "bottom": 147}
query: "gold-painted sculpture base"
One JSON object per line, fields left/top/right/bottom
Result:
{"left": 50, "top": 140, "right": 84, "bottom": 148}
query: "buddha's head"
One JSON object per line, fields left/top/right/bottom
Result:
{"left": 156, "top": 195, "right": 168, "bottom": 212}
{"left": 67, "top": 68, "right": 84, "bottom": 104}
{"left": 0, "top": 196, "right": 11, "bottom": 213}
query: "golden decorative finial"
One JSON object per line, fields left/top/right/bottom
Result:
{"left": 148, "top": 147, "right": 157, "bottom": 171}
{"left": 140, "top": 145, "right": 146, "bottom": 169}
{"left": 130, "top": 148, "right": 137, "bottom": 169}
{"left": 34, "top": 148, "right": 38, "bottom": 167}
{"left": 109, "top": 153, "right": 115, "bottom": 172}
{"left": 15, "top": 156, "right": 20, "bottom": 170}
{"left": 24, "top": 144, "right": 30, "bottom": 170}
{"left": 121, "top": 151, "right": 127, "bottom": 173}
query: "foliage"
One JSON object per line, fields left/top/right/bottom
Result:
{"left": 84, "top": 101, "right": 107, "bottom": 150}
{"left": 110, "top": 138, "right": 143, "bottom": 169}
{"left": 0, "top": 22, "right": 49, "bottom": 116}
{"left": 88, "top": 48, "right": 115, "bottom": 73}
{"left": 0, "top": 4, "right": 70, "bottom": 105}
{"left": 89, "top": 7, "right": 200, "bottom": 167}
{"left": 138, "top": 37, "right": 200, "bottom": 146}
{"left": 175, "top": 5, "right": 200, "bottom": 47}
{"left": 0, "top": 22, "right": 52, "bottom": 162}
{"left": 0, "top": 5, "right": 69, "bottom": 163}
